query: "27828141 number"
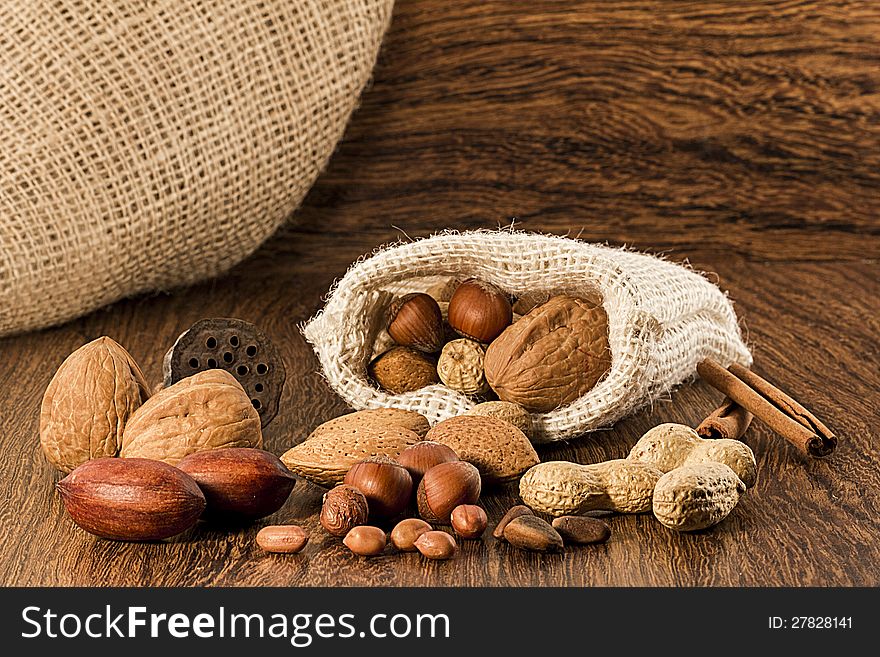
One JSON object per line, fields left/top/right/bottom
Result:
{"left": 768, "top": 617, "right": 852, "bottom": 629}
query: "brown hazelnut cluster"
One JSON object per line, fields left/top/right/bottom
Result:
{"left": 368, "top": 279, "right": 513, "bottom": 397}
{"left": 319, "top": 442, "right": 488, "bottom": 561}
{"left": 367, "top": 278, "right": 612, "bottom": 416}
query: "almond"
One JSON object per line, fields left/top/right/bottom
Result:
{"left": 425, "top": 415, "right": 539, "bottom": 484}
{"left": 281, "top": 424, "right": 422, "bottom": 487}
{"left": 314, "top": 408, "right": 430, "bottom": 439}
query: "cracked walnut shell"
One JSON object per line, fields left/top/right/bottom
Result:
{"left": 40, "top": 337, "right": 151, "bottom": 473}
{"left": 120, "top": 369, "right": 262, "bottom": 465}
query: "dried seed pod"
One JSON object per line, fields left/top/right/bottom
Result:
{"left": 344, "top": 455, "right": 413, "bottom": 520}
{"left": 448, "top": 279, "right": 512, "bottom": 343}
{"left": 414, "top": 530, "right": 458, "bottom": 560}
{"left": 390, "top": 518, "right": 433, "bottom": 551}
{"left": 437, "top": 338, "right": 489, "bottom": 395}
{"left": 450, "top": 504, "right": 488, "bottom": 539}
{"left": 502, "top": 515, "right": 564, "bottom": 553}
{"left": 397, "top": 441, "right": 459, "bottom": 483}
{"left": 369, "top": 347, "right": 439, "bottom": 394}
{"left": 256, "top": 525, "right": 309, "bottom": 554}
{"left": 387, "top": 293, "right": 444, "bottom": 353}
{"left": 320, "top": 485, "right": 370, "bottom": 537}
{"left": 343, "top": 525, "right": 387, "bottom": 556}
{"left": 417, "top": 461, "right": 481, "bottom": 524}
{"left": 177, "top": 447, "right": 296, "bottom": 521}
{"left": 551, "top": 515, "right": 611, "bottom": 545}
{"left": 162, "top": 318, "right": 286, "bottom": 427}
{"left": 40, "top": 337, "right": 150, "bottom": 473}
{"left": 57, "top": 458, "right": 205, "bottom": 541}
{"left": 492, "top": 505, "right": 534, "bottom": 540}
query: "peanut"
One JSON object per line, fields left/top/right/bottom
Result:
{"left": 518, "top": 459, "right": 663, "bottom": 516}
{"left": 627, "top": 423, "right": 757, "bottom": 488}
{"left": 652, "top": 463, "right": 746, "bottom": 531}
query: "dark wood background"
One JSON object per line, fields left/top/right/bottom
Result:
{"left": 1, "top": 0, "right": 878, "bottom": 586}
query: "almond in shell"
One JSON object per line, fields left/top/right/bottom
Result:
{"left": 315, "top": 408, "right": 430, "bottom": 439}
{"left": 281, "top": 424, "right": 422, "bottom": 487}
{"left": 425, "top": 415, "right": 539, "bottom": 484}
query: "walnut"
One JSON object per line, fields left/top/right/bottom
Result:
{"left": 120, "top": 369, "right": 261, "bottom": 464}
{"left": 40, "top": 337, "right": 150, "bottom": 473}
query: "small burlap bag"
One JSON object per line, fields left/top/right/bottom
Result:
{"left": 0, "top": 0, "right": 394, "bottom": 336}
{"left": 303, "top": 231, "right": 752, "bottom": 443}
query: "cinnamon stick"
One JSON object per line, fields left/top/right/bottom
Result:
{"left": 696, "top": 359, "right": 837, "bottom": 458}
{"left": 696, "top": 397, "right": 753, "bottom": 441}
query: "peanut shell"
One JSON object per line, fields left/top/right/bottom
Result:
{"left": 652, "top": 463, "right": 746, "bottom": 532}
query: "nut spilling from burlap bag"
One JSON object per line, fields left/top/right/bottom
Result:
{"left": 303, "top": 231, "right": 752, "bottom": 442}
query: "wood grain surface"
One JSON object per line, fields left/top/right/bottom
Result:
{"left": 1, "top": 0, "right": 878, "bottom": 587}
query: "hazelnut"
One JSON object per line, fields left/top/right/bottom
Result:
{"left": 417, "top": 460, "right": 481, "bottom": 524}
{"left": 368, "top": 347, "right": 439, "bottom": 393}
{"left": 390, "top": 518, "right": 433, "bottom": 551}
{"left": 320, "top": 484, "right": 370, "bottom": 537}
{"left": 450, "top": 504, "right": 488, "bottom": 539}
{"left": 344, "top": 455, "right": 413, "bottom": 520}
{"left": 387, "top": 293, "right": 444, "bottom": 353}
{"left": 397, "top": 441, "right": 459, "bottom": 483}
{"left": 448, "top": 279, "right": 512, "bottom": 343}
{"left": 414, "top": 530, "right": 457, "bottom": 560}
{"left": 343, "top": 525, "right": 387, "bottom": 556}
{"left": 437, "top": 338, "right": 489, "bottom": 395}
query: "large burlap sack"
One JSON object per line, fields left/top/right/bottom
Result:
{"left": 303, "top": 231, "right": 752, "bottom": 443}
{"left": 0, "top": 0, "right": 394, "bottom": 336}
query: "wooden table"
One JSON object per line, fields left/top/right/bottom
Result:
{"left": 2, "top": 0, "right": 878, "bottom": 587}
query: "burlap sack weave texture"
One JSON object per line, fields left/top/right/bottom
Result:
{"left": 303, "top": 231, "right": 753, "bottom": 443}
{"left": 0, "top": 0, "right": 394, "bottom": 336}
